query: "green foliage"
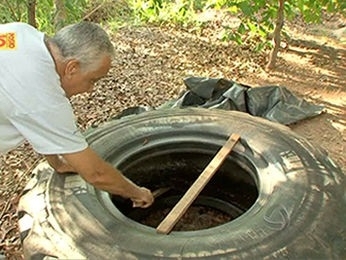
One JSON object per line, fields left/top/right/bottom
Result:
{"left": 0, "top": 0, "right": 27, "bottom": 23}
{"left": 1, "top": 0, "right": 344, "bottom": 45}
{"left": 294, "top": 0, "right": 345, "bottom": 22}
{"left": 126, "top": 0, "right": 344, "bottom": 52}
{"left": 128, "top": 0, "right": 203, "bottom": 26}
{"left": 35, "top": 0, "right": 55, "bottom": 34}
{"left": 210, "top": 0, "right": 274, "bottom": 51}
{"left": 213, "top": 0, "right": 345, "bottom": 51}
{"left": 0, "top": 0, "right": 88, "bottom": 34}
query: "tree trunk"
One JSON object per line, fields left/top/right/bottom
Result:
{"left": 266, "top": 0, "right": 285, "bottom": 70}
{"left": 27, "top": 0, "right": 36, "bottom": 28}
{"left": 53, "top": 0, "right": 67, "bottom": 30}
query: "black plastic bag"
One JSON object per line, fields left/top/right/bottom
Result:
{"left": 158, "top": 76, "right": 324, "bottom": 125}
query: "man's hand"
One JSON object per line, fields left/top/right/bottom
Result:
{"left": 131, "top": 187, "right": 154, "bottom": 208}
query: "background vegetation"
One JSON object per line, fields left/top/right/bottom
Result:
{"left": 0, "top": 0, "right": 345, "bottom": 68}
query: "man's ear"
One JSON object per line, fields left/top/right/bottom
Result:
{"left": 64, "top": 59, "right": 80, "bottom": 78}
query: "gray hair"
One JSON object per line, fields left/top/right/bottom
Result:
{"left": 52, "top": 22, "right": 114, "bottom": 71}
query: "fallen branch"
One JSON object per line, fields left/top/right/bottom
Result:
{"left": 82, "top": 3, "right": 105, "bottom": 21}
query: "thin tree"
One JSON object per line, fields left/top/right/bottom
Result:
{"left": 266, "top": 0, "right": 285, "bottom": 70}
{"left": 27, "top": 0, "right": 36, "bottom": 27}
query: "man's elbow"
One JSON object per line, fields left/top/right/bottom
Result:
{"left": 62, "top": 147, "right": 111, "bottom": 188}
{"left": 78, "top": 164, "right": 108, "bottom": 188}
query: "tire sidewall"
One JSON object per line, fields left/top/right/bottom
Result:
{"left": 21, "top": 108, "right": 346, "bottom": 259}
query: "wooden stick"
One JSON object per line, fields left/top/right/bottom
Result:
{"left": 156, "top": 133, "right": 240, "bottom": 234}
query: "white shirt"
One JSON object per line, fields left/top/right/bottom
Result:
{"left": 0, "top": 23, "right": 88, "bottom": 154}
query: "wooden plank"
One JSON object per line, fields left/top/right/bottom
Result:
{"left": 156, "top": 133, "right": 240, "bottom": 234}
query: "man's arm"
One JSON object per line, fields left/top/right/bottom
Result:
{"left": 45, "top": 154, "right": 76, "bottom": 173}
{"left": 58, "top": 147, "right": 154, "bottom": 208}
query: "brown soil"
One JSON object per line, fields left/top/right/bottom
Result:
{"left": 0, "top": 14, "right": 345, "bottom": 259}
{"left": 141, "top": 205, "right": 233, "bottom": 231}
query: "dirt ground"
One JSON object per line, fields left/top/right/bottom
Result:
{"left": 0, "top": 13, "right": 345, "bottom": 259}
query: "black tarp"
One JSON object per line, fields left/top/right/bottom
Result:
{"left": 116, "top": 77, "right": 325, "bottom": 125}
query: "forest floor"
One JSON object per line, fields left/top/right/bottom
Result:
{"left": 0, "top": 12, "right": 345, "bottom": 259}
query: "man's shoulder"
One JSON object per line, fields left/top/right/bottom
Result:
{"left": 0, "top": 23, "right": 40, "bottom": 39}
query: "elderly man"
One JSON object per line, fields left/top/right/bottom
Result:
{"left": 0, "top": 22, "right": 154, "bottom": 208}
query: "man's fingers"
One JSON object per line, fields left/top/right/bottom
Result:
{"left": 132, "top": 201, "right": 142, "bottom": 208}
{"left": 132, "top": 199, "right": 153, "bottom": 208}
{"left": 131, "top": 187, "right": 155, "bottom": 208}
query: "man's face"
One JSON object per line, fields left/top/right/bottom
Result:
{"left": 60, "top": 55, "right": 112, "bottom": 97}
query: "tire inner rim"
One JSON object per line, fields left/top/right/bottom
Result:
{"left": 103, "top": 141, "right": 258, "bottom": 231}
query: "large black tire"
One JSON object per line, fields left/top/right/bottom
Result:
{"left": 18, "top": 108, "right": 345, "bottom": 259}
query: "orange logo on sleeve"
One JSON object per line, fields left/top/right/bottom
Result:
{"left": 0, "top": 32, "right": 17, "bottom": 50}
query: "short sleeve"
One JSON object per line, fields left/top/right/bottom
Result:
{"left": 9, "top": 102, "right": 88, "bottom": 154}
